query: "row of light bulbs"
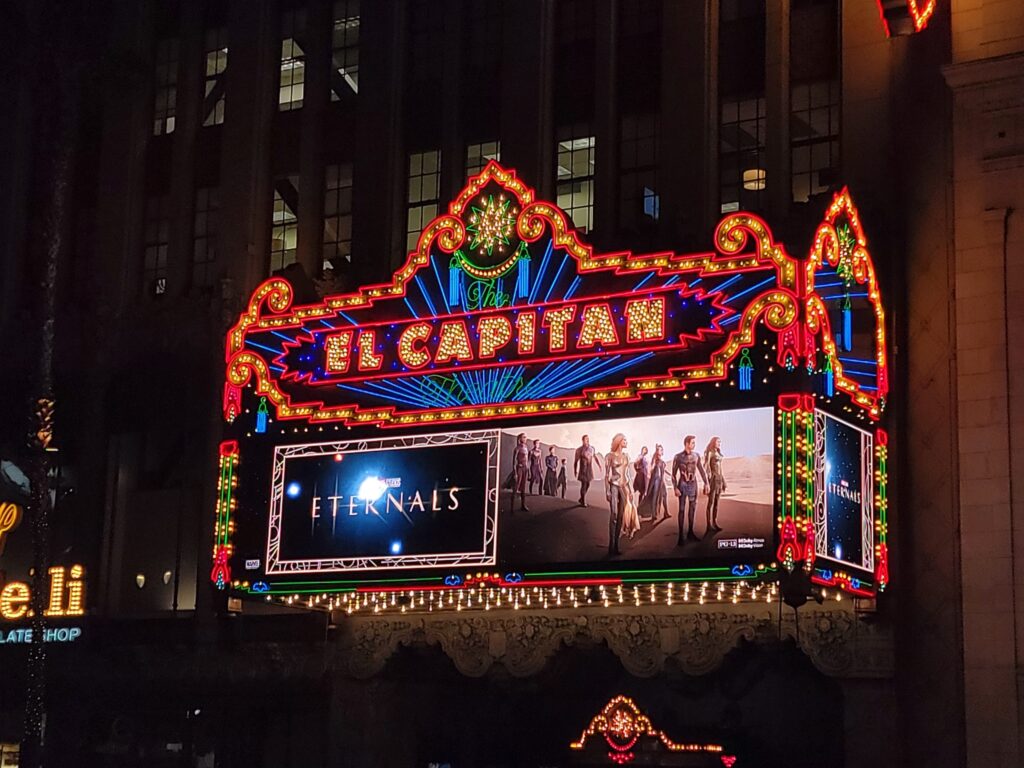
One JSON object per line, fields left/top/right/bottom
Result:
{"left": 268, "top": 581, "right": 843, "bottom": 615}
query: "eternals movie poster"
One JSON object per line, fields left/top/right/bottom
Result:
{"left": 498, "top": 407, "right": 775, "bottom": 565}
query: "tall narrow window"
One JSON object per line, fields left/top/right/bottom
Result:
{"left": 465, "top": 141, "right": 500, "bottom": 178}
{"left": 330, "top": 0, "right": 360, "bottom": 100}
{"left": 462, "top": 2, "right": 501, "bottom": 134}
{"left": 719, "top": 97, "right": 767, "bottom": 213}
{"left": 279, "top": 9, "right": 306, "bottom": 111}
{"left": 718, "top": 0, "right": 766, "bottom": 213}
{"left": 193, "top": 187, "right": 220, "bottom": 288}
{"left": 790, "top": 0, "right": 840, "bottom": 203}
{"left": 271, "top": 175, "right": 300, "bottom": 272}
{"left": 323, "top": 163, "right": 353, "bottom": 269}
{"left": 153, "top": 38, "right": 178, "bottom": 136}
{"left": 142, "top": 195, "right": 170, "bottom": 296}
{"left": 406, "top": 150, "right": 440, "bottom": 254}
{"left": 620, "top": 115, "right": 660, "bottom": 232}
{"left": 556, "top": 126, "right": 596, "bottom": 233}
{"left": 202, "top": 28, "right": 228, "bottom": 126}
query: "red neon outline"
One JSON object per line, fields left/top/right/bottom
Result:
{"left": 876, "top": 0, "right": 935, "bottom": 36}
{"left": 273, "top": 285, "right": 719, "bottom": 385}
{"left": 232, "top": 287, "right": 798, "bottom": 428}
{"left": 806, "top": 188, "right": 888, "bottom": 419}
{"left": 577, "top": 303, "right": 621, "bottom": 349}
{"left": 811, "top": 571, "right": 876, "bottom": 599}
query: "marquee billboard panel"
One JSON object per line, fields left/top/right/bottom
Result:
{"left": 214, "top": 164, "right": 892, "bottom": 607}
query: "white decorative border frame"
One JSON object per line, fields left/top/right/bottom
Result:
{"left": 266, "top": 431, "right": 500, "bottom": 574}
{"left": 813, "top": 411, "right": 874, "bottom": 572}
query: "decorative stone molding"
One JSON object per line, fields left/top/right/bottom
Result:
{"left": 333, "top": 602, "right": 893, "bottom": 681}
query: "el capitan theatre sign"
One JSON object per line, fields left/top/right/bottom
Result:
{"left": 216, "top": 163, "right": 891, "bottom": 608}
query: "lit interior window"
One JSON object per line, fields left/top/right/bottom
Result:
{"left": 406, "top": 150, "right": 440, "bottom": 254}
{"left": 271, "top": 175, "right": 300, "bottom": 272}
{"left": 331, "top": 0, "right": 360, "bottom": 100}
{"left": 279, "top": 9, "right": 306, "bottom": 111}
{"left": 202, "top": 27, "right": 228, "bottom": 126}
{"left": 556, "top": 127, "right": 596, "bottom": 233}
{"left": 323, "top": 163, "right": 353, "bottom": 269}
{"left": 152, "top": 38, "right": 178, "bottom": 136}
{"left": 465, "top": 140, "right": 500, "bottom": 178}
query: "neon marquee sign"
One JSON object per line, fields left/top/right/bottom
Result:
{"left": 225, "top": 163, "right": 803, "bottom": 428}
{"left": 217, "top": 164, "right": 892, "bottom": 601}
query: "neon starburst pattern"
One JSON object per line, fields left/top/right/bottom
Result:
{"left": 467, "top": 194, "right": 517, "bottom": 257}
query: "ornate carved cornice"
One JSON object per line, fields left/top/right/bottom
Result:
{"left": 333, "top": 603, "right": 893, "bottom": 681}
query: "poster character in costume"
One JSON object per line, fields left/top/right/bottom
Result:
{"left": 605, "top": 434, "right": 633, "bottom": 555}
{"left": 512, "top": 433, "right": 530, "bottom": 512}
{"left": 529, "top": 439, "right": 543, "bottom": 495}
{"left": 557, "top": 459, "right": 567, "bottom": 498}
{"left": 633, "top": 446, "right": 649, "bottom": 503}
{"left": 672, "top": 435, "right": 708, "bottom": 542}
{"left": 639, "top": 444, "right": 669, "bottom": 521}
{"left": 574, "top": 435, "right": 602, "bottom": 507}
{"left": 543, "top": 446, "right": 559, "bottom": 496}
{"left": 704, "top": 436, "right": 726, "bottom": 532}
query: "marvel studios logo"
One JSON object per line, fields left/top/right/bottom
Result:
{"left": 245, "top": 559, "right": 261, "bottom": 570}
{"left": 717, "top": 537, "right": 766, "bottom": 550}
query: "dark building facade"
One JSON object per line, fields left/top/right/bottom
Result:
{"left": 1, "top": 0, "right": 1022, "bottom": 766}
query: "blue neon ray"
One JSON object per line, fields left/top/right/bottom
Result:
{"left": 429, "top": 257, "right": 452, "bottom": 314}
{"left": 820, "top": 292, "right": 869, "bottom": 300}
{"left": 514, "top": 353, "right": 656, "bottom": 401}
{"left": 414, "top": 275, "right": 438, "bottom": 317}
{"left": 246, "top": 340, "right": 284, "bottom": 355}
{"left": 528, "top": 240, "right": 555, "bottom": 304}
{"left": 565, "top": 276, "right": 582, "bottom": 300}
{"left": 319, "top": 320, "right": 337, "bottom": 329}
{"left": 838, "top": 357, "right": 877, "bottom": 366}
{"left": 723, "top": 276, "right": 776, "bottom": 304}
{"left": 633, "top": 272, "right": 656, "bottom": 291}
{"left": 543, "top": 254, "right": 572, "bottom": 303}
{"left": 337, "top": 382, "right": 446, "bottom": 410}
{"left": 271, "top": 331, "right": 297, "bottom": 343}
{"left": 338, "top": 312, "right": 359, "bottom": 325}
{"left": 712, "top": 274, "right": 744, "bottom": 292}
{"left": 402, "top": 297, "right": 421, "bottom": 319}
{"left": 539, "top": 353, "right": 657, "bottom": 399}
{"left": 812, "top": 281, "right": 848, "bottom": 289}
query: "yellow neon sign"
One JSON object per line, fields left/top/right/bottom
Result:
{"left": 0, "top": 565, "right": 86, "bottom": 620}
{"left": 0, "top": 502, "right": 22, "bottom": 556}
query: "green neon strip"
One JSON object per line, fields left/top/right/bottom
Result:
{"left": 267, "top": 574, "right": 442, "bottom": 587}
{"left": 216, "top": 453, "right": 233, "bottom": 548}
{"left": 804, "top": 410, "right": 814, "bottom": 525}
{"left": 248, "top": 575, "right": 765, "bottom": 596}
{"left": 878, "top": 451, "right": 888, "bottom": 543}
{"left": 526, "top": 566, "right": 738, "bottom": 577}
{"left": 789, "top": 412, "right": 798, "bottom": 518}
{"left": 619, "top": 575, "right": 752, "bottom": 584}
